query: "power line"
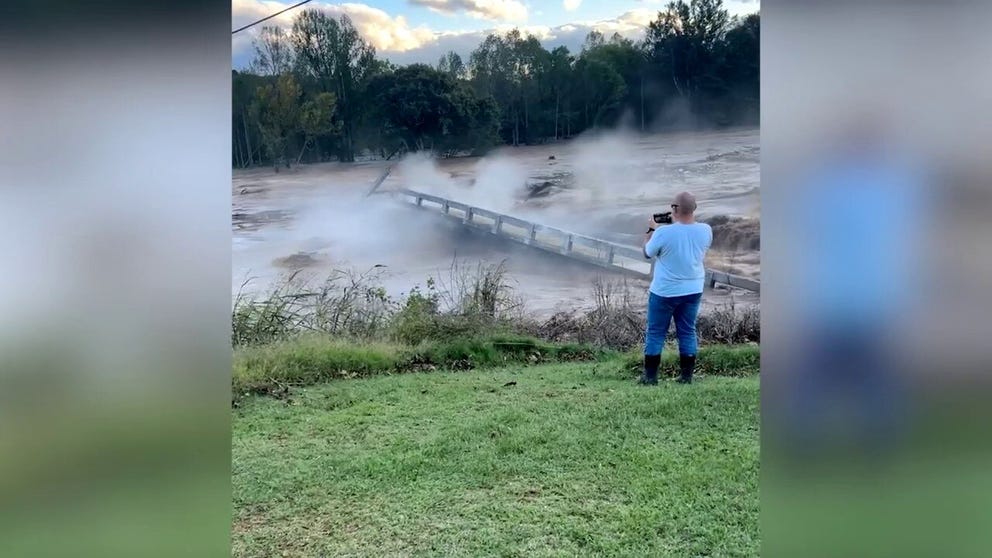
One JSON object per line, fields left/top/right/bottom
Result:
{"left": 232, "top": 0, "right": 313, "bottom": 35}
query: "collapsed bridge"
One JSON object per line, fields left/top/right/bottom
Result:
{"left": 369, "top": 170, "right": 759, "bottom": 293}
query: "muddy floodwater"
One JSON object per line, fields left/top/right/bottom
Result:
{"left": 233, "top": 127, "right": 759, "bottom": 315}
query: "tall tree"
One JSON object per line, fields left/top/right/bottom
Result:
{"left": 437, "top": 51, "right": 466, "bottom": 80}
{"left": 469, "top": 33, "right": 515, "bottom": 144}
{"left": 573, "top": 55, "right": 625, "bottom": 129}
{"left": 232, "top": 70, "right": 268, "bottom": 167}
{"left": 514, "top": 34, "right": 550, "bottom": 143}
{"left": 249, "top": 26, "right": 295, "bottom": 76}
{"left": 546, "top": 46, "right": 574, "bottom": 139}
{"left": 367, "top": 64, "right": 498, "bottom": 154}
{"left": 297, "top": 92, "right": 339, "bottom": 163}
{"left": 583, "top": 33, "right": 649, "bottom": 129}
{"left": 232, "top": 5, "right": 759, "bottom": 167}
{"left": 291, "top": 10, "right": 376, "bottom": 162}
{"left": 583, "top": 30, "right": 605, "bottom": 51}
{"left": 251, "top": 73, "right": 302, "bottom": 171}
{"left": 718, "top": 13, "right": 759, "bottom": 123}
{"left": 468, "top": 30, "right": 553, "bottom": 146}
{"left": 645, "top": 0, "right": 731, "bottom": 118}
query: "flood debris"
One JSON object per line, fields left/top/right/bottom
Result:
{"left": 273, "top": 252, "right": 325, "bottom": 269}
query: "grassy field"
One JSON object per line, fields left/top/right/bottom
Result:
{"left": 233, "top": 360, "right": 759, "bottom": 557}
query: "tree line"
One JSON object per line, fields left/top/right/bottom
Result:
{"left": 232, "top": 0, "right": 759, "bottom": 169}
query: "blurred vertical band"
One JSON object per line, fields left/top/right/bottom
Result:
{"left": 763, "top": 1, "right": 992, "bottom": 556}
{"left": 0, "top": 1, "right": 231, "bottom": 556}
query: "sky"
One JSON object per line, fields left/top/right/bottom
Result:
{"left": 231, "top": 0, "right": 760, "bottom": 70}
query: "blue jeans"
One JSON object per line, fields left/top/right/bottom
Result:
{"left": 779, "top": 323, "right": 905, "bottom": 459}
{"left": 644, "top": 292, "right": 702, "bottom": 356}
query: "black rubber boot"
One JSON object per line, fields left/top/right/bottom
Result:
{"left": 638, "top": 354, "right": 661, "bottom": 385}
{"left": 676, "top": 354, "right": 696, "bottom": 384}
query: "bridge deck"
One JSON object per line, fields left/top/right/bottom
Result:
{"left": 389, "top": 188, "right": 760, "bottom": 293}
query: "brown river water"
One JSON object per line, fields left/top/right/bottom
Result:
{"left": 233, "top": 127, "right": 759, "bottom": 315}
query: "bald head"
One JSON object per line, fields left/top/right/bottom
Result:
{"left": 673, "top": 191, "right": 697, "bottom": 217}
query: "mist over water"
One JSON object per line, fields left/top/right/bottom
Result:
{"left": 396, "top": 152, "right": 528, "bottom": 215}
{"left": 232, "top": 128, "right": 760, "bottom": 314}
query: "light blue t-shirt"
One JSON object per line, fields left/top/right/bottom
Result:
{"left": 643, "top": 222, "right": 713, "bottom": 297}
{"left": 793, "top": 152, "right": 924, "bottom": 325}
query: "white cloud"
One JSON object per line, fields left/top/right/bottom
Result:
{"left": 340, "top": 3, "right": 437, "bottom": 51}
{"left": 492, "top": 23, "right": 554, "bottom": 40}
{"left": 409, "top": 0, "right": 528, "bottom": 22}
{"left": 590, "top": 8, "right": 656, "bottom": 34}
{"left": 563, "top": 0, "right": 582, "bottom": 12}
{"left": 232, "top": 0, "right": 439, "bottom": 68}
{"left": 638, "top": 0, "right": 759, "bottom": 17}
{"left": 232, "top": 3, "right": 664, "bottom": 69}
{"left": 232, "top": 0, "right": 303, "bottom": 64}
{"left": 386, "top": 11, "right": 657, "bottom": 66}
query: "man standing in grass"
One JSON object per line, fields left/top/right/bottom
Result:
{"left": 639, "top": 191, "right": 713, "bottom": 385}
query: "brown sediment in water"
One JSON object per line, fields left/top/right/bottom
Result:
{"left": 232, "top": 209, "right": 292, "bottom": 232}
{"left": 237, "top": 184, "right": 268, "bottom": 196}
{"left": 233, "top": 128, "right": 761, "bottom": 304}
{"left": 706, "top": 215, "right": 760, "bottom": 251}
{"left": 525, "top": 170, "right": 575, "bottom": 199}
{"left": 700, "top": 145, "right": 760, "bottom": 164}
{"left": 273, "top": 252, "right": 326, "bottom": 269}
{"left": 706, "top": 249, "right": 760, "bottom": 280}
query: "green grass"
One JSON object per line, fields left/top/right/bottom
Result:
{"left": 233, "top": 333, "right": 758, "bottom": 399}
{"left": 618, "top": 344, "right": 760, "bottom": 378}
{"left": 232, "top": 333, "right": 615, "bottom": 399}
{"left": 233, "top": 360, "right": 759, "bottom": 557}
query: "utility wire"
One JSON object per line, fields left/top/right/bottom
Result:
{"left": 232, "top": 0, "right": 313, "bottom": 34}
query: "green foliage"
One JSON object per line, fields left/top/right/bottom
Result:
{"left": 232, "top": 70, "right": 269, "bottom": 167}
{"left": 297, "top": 91, "right": 339, "bottom": 162}
{"left": 232, "top": 267, "right": 395, "bottom": 347}
{"left": 233, "top": 261, "right": 526, "bottom": 349}
{"left": 233, "top": 331, "right": 757, "bottom": 400}
{"left": 467, "top": 30, "right": 553, "bottom": 145}
{"left": 617, "top": 343, "right": 760, "bottom": 379}
{"left": 574, "top": 56, "right": 627, "bottom": 127}
{"left": 645, "top": 0, "right": 757, "bottom": 125}
{"left": 389, "top": 279, "right": 445, "bottom": 345}
{"left": 389, "top": 261, "right": 519, "bottom": 345}
{"left": 718, "top": 12, "right": 760, "bottom": 121}
{"left": 299, "top": 92, "right": 337, "bottom": 138}
{"left": 367, "top": 64, "right": 498, "bottom": 155}
{"left": 233, "top": 337, "right": 405, "bottom": 395}
{"left": 231, "top": 333, "right": 617, "bottom": 398}
{"left": 231, "top": 289, "right": 297, "bottom": 347}
{"left": 232, "top": 364, "right": 759, "bottom": 555}
{"left": 290, "top": 10, "right": 376, "bottom": 162}
{"left": 249, "top": 26, "right": 294, "bottom": 76}
{"left": 437, "top": 50, "right": 466, "bottom": 80}
{"left": 250, "top": 73, "right": 301, "bottom": 170}
{"left": 233, "top": 264, "right": 760, "bottom": 353}
{"left": 232, "top": 0, "right": 759, "bottom": 167}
